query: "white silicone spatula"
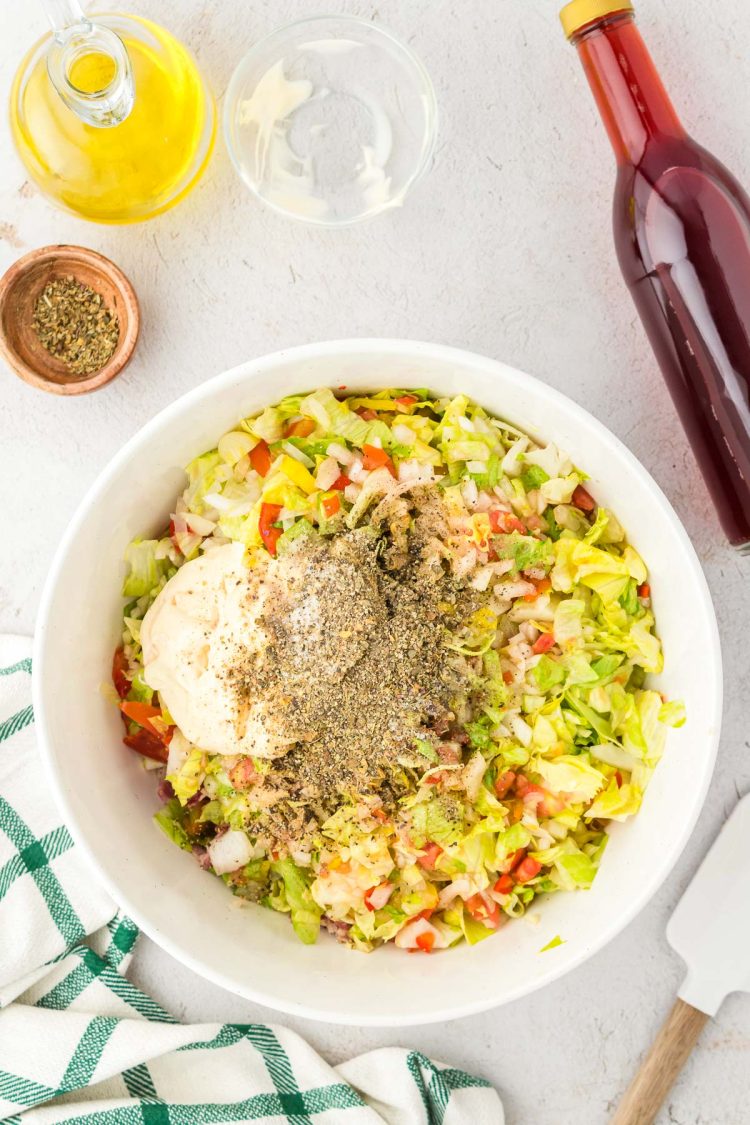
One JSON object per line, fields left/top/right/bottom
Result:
{"left": 612, "top": 793, "right": 750, "bottom": 1125}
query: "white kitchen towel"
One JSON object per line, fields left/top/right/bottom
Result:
{"left": 0, "top": 637, "right": 504, "bottom": 1124}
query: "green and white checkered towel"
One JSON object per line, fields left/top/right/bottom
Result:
{"left": 0, "top": 636, "right": 504, "bottom": 1125}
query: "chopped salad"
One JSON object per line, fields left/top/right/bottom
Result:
{"left": 113, "top": 388, "right": 684, "bottom": 952}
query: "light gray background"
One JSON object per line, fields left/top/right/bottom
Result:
{"left": 2, "top": 1, "right": 749, "bottom": 1121}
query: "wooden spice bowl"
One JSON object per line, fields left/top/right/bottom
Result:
{"left": 0, "top": 245, "right": 139, "bottom": 395}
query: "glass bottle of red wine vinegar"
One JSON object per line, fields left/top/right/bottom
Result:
{"left": 561, "top": 0, "right": 750, "bottom": 551}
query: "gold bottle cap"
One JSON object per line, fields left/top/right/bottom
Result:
{"left": 560, "top": 0, "right": 634, "bottom": 40}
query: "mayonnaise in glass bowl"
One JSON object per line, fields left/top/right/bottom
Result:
{"left": 223, "top": 17, "right": 438, "bottom": 226}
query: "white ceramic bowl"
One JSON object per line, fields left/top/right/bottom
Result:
{"left": 34, "top": 340, "right": 722, "bottom": 1026}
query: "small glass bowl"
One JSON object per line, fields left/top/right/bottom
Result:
{"left": 223, "top": 15, "right": 438, "bottom": 227}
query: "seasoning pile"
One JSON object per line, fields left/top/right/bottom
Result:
{"left": 228, "top": 511, "right": 475, "bottom": 843}
{"left": 32, "top": 275, "right": 119, "bottom": 375}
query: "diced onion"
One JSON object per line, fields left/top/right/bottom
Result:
{"left": 207, "top": 829, "right": 255, "bottom": 875}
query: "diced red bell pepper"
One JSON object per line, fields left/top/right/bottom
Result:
{"left": 502, "top": 669, "right": 514, "bottom": 685}
{"left": 494, "top": 874, "right": 514, "bottom": 895}
{"left": 123, "top": 727, "right": 168, "bottom": 763}
{"left": 532, "top": 632, "right": 556, "bottom": 655}
{"left": 572, "top": 485, "right": 596, "bottom": 512}
{"left": 321, "top": 492, "right": 341, "bottom": 518}
{"left": 371, "top": 807, "right": 388, "bottom": 823}
{"left": 112, "top": 648, "right": 131, "bottom": 700}
{"left": 417, "top": 842, "right": 443, "bottom": 870}
{"left": 285, "top": 418, "right": 316, "bottom": 438}
{"left": 331, "top": 474, "right": 351, "bottom": 491}
{"left": 415, "top": 931, "right": 435, "bottom": 952}
{"left": 249, "top": 440, "right": 272, "bottom": 477}
{"left": 356, "top": 407, "right": 378, "bottom": 421}
{"left": 259, "top": 503, "right": 283, "bottom": 555}
{"left": 515, "top": 856, "right": 542, "bottom": 884}
{"left": 494, "top": 770, "right": 516, "bottom": 799}
{"left": 638, "top": 583, "right": 651, "bottom": 599}
{"left": 362, "top": 444, "right": 396, "bottom": 476}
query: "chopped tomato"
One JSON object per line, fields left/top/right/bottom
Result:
{"left": 415, "top": 931, "right": 435, "bottom": 953}
{"left": 321, "top": 492, "right": 341, "bottom": 519}
{"left": 259, "top": 502, "right": 283, "bottom": 555}
{"left": 489, "top": 509, "right": 527, "bottom": 534}
{"left": 572, "top": 485, "right": 596, "bottom": 512}
{"left": 120, "top": 701, "right": 162, "bottom": 737}
{"left": 371, "top": 807, "right": 388, "bottom": 823}
{"left": 285, "top": 418, "right": 316, "bottom": 438}
{"left": 515, "top": 857, "right": 542, "bottom": 884}
{"left": 615, "top": 770, "right": 623, "bottom": 788}
{"left": 356, "top": 407, "right": 378, "bottom": 421}
{"left": 331, "top": 474, "right": 351, "bottom": 491}
{"left": 494, "top": 770, "right": 517, "bottom": 799}
{"left": 638, "top": 583, "right": 651, "bottom": 599}
{"left": 123, "top": 727, "right": 168, "bottom": 763}
{"left": 502, "top": 669, "right": 514, "bottom": 685}
{"left": 394, "top": 394, "right": 418, "bottom": 411}
{"left": 362, "top": 444, "right": 396, "bottom": 476}
{"left": 112, "top": 648, "right": 131, "bottom": 700}
{"left": 524, "top": 576, "right": 552, "bottom": 602}
{"left": 423, "top": 772, "right": 445, "bottom": 786}
{"left": 494, "top": 874, "right": 514, "bottom": 895}
{"left": 417, "top": 842, "right": 443, "bottom": 870}
{"left": 249, "top": 440, "right": 272, "bottom": 477}
{"left": 532, "top": 632, "right": 556, "bottom": 655}
{"left": 465, "top": 893, "right": 501, "bottom": 929}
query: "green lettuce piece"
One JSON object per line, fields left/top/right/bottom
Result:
{"left": 532, "top": 655, "right": 566, "bottom": 691}
{"left": 271, "top": 858, "right": 322, "bottom": 945}
{"left": 184, "top": 450, "right": 223, "bottom": 514}
{"left": 127, "top": 671, "right": 154, "bottom": 704}
{"left": 585, "top": 779, "right": 643, "bottom": 821}
{"left": 556, "top": 850, "right": 598, "bottom": 889}
{"left": 584, "top": 508, "right": 624, "bottom": 546}
{"left": 154, "top": 799, "right": 191, "bottom": 851}
{"left": 618, "top": 578, "right": 639, "bottom": 615}
{"left": 248, "top": 406, "right": 284, "bottom": 443}
{"left": 533, "top": 754, "right": 606, "bottom": 802}
{"left": 122, "top": 539, "right": 168, "bottom": 598}
{"left": 276, "top": 518, "right": 316, "bottom": 556}
{"left": 659, "top": 700, "right": 686, "bottom": 728}
{"left": 540, "top": 935, "right": 566, "bottom": 952}
{"left": 299, "top": 389, "right": 371, "bottom": 446}
{"left": 522, "top": 465, "right": 550, "bottom": 491}
{"left": 409, "top": 796, "right": 465, "bottom": 847}
{"left": 497, "top": 533, "right": 552, "bottom": 573}
{"left": 168, "top": 747, "right": 206, "bottom": 805}
{"left": 495, "top": 823, "right": 532, "bottom": 865}
{"left": 553, "top": 599, "right": 585, "bottom": 647}
{"left": 620, "top": 690, "right": 670, "bottom": 765}
{"left": 460, "top": 908, "right": 495, "bottom": 945}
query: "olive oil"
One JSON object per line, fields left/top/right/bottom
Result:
{"left": 11, "top": 14, "right": 214, "bottom": 223}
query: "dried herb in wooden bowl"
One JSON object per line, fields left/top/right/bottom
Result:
{"left": 32, "top": 275, "right": 119, "bottom": 375}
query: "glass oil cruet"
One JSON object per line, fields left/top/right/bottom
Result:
{"left": 10, "top": 0, "right": 215, "bottom": 223}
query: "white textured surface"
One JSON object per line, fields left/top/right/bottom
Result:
{"left": 1, "top": 1, "right": 749, "bottom": 1121}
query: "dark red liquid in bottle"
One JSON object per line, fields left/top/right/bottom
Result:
{"left": 573, "top": 10, "right": 750, "bottom": 550}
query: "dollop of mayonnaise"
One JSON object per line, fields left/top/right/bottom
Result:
{"left": 141, "top": 542, "right": 291, "bottom": 759}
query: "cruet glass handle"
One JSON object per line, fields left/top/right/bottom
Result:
{"left": 41, "top": 0, "right": 135, "bottom": 127}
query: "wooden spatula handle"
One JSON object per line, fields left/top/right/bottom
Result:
{"left": 611, "top": 998, "right": 709, "bottom": 1125}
